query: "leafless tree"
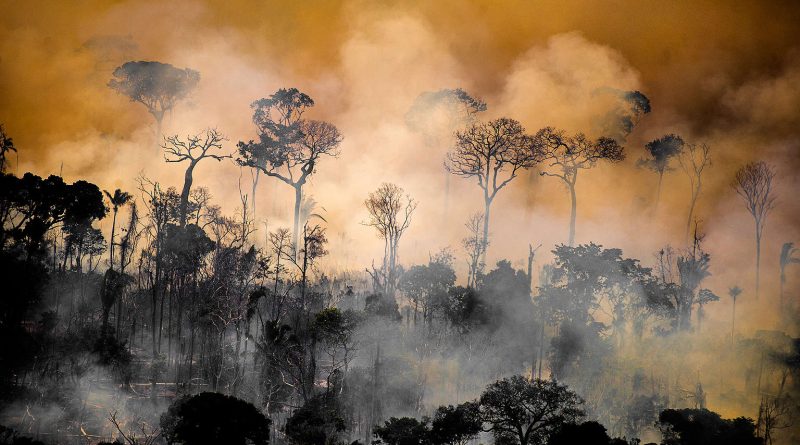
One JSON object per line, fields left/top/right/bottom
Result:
{"left": 364, "top": 183, "right": 416, "bottom": 295}
{"left": 732, "top": 161, "right": 777, "bottom": 299}
{"left": 163, "top": 128, "right": 230, "bottom": 227}
{"left": 536, "top": 127, "right": 625, "bottom": 246}
{"left": 462, "top": 212, "right": 487, "bottom": 288}
{"left": 446, "top": 118, "right": 537, "bottom": 257}
{"left": 678, "top": 142, "right": 710, "bottom": 245}
{"left": 237, "top": 88, "right": 342, "bottom": 256}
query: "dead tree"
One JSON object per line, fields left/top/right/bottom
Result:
{"left": 732, "top": 161, "right": 776, "bottom": 299}
{"left": 678, "top": 142, "right": 710, "bottom": 245}
{"left": 163, "top": 128, "right": 230, "bottom": 227}
{"left": 446, "top": 118, "right": 538, "bottom": 258}
{"left": 364, "top": 183, "right": 416, "bottom": 295}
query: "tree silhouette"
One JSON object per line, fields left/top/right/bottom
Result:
{"left": 462, "top": 213, "right": 487, "bottom": 288}
{"left": 446, "top": 118, "right": 537, "bottom": 258}
{"left": 536, "top": 128, "right": 624, "bottom": 246}
{"left": 678, "top": 143, "right": 710, "bottom": 245}
{"left": 163, "top": 128, "right": 230, "bottom": 227}
{"left": 104, "top": 188, "right": 132, "bottom": 271}
{"left": 732, "top": 161, "right": 776, "bottom": 299}
{"left": 237, "top": 88, "right": 342, "bottom": 255}
{"left": 0, "top": 124, "right": 16, "bottom": 173}
{"left": 638, "top": 134, "right": 684, "bottom": 210}
{"left": 779, "top": 242, "right": 799, "bottom": 310}
{"left": 364, "top": 183, "right": 416, "bottom": 295}
{"left": 479, "top": 376, "right": 585, "bottom": 445}
{"left": 108, "top": 61, "right": 200, "bottom": 145}
{"left": 429, "top": 402, "right": 482, "bottom": 445}
{"left": 160, "top": 392, "right": 271, "bottom": 445}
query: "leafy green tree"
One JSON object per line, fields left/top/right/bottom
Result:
{"left": 160, "top": 392, "right": 271, "bottom": 445}
{"left": 429, "top": 402, "right": 482, "bottom": 445}
{"left": 374, "top": 417, "right": 430, "bottom": 445}
{"left": 479, "top": 376, "right": 585, "bottom": 445}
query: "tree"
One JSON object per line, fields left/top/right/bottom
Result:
{"left": 678, "top": 143, "right": 710, "bottom": 245}
{"left": 0, "top": 125, "right": 16, "bottom": 173}
{"left": 657, "top": 408, "right": 761, "bottom": 445}
{"left": 429, "top": 402, "right": 482, "bottom": 445}
{"left": 779, "top": 242, "right": 799, "bottom": 310}
{"left": 163, "top": 128, "right": 230, "bottom": 227}
{"left": 638, "top": 134, "right": 684, "bottom": 210}
{"left": 399, "top": 250, "right": 456, "bottom": 324}
{"left": 108, "top": 61, "right": 200, "bottom": 144}
{"left": 237, "top": 88, "right": 342, "bottom": 254}
{"left": 374, "top": 417, "right": 430, "bottom": 445}
{"left": 160, "top": 392, "right": 271, "bottom": 445}
{"left": 478, "top": 376, "right": 585, "bottom": 445}
{"left": 536, "top": 127, "right": 625, "bottom": 246}
{"left": 732, "top": 161, "right": 776, "bottom": 299}
{"left": 446, "top": 118, "right": 537, "bottom": 258}
{"left": 547, "top": 421, "right": 615, "bottom": 445}
{"left": 364, "top": 183, "right": 416, "bottom": 295}
{"left": 104, "top": 188, "right": 133, "bottom": 271}
{"left": 286, "top": 394, "right": 346, "bottom": 445}
{"left": 462, "top": 213, "right": 487, "bottom": 288}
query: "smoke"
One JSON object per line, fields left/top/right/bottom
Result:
{"left": 2, "top": 1, "right": 800, "bottom": 441}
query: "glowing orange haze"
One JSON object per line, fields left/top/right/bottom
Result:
{"left": 1, "top": 0, "right": 799, "bottom": 336}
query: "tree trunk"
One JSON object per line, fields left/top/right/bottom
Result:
{"left": 109, "top": 208, "right": 118, "bottom": 271}
{"left": 655, "top": 171, "right": 664, "bottom": 212}
{"left": 568, "top": 182, "right": 577, "bottom": 247}
{"left": 179, "top": 162, "right": 196, "bottom": 227}
{"left": 292, "top": 185, "right": 302, "bottom": 258}
{"left": 755, "top": 227, "right": 761, "bottom": 300}
{"left": 482, "top": 197, "right": 492, "bottom": 265}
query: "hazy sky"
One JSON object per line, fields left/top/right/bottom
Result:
{"left": 2, "top": 0, "right": 799, "bottom": 333}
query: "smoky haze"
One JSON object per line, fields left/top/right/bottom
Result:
{"left": 1, "top": 0, "right": 800, "bottom": 442}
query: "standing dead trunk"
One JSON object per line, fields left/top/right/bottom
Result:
{"left": 568, "top": 181, "right": 577, "bottom": 247}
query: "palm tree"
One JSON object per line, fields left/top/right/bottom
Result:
{"left": 729, "top": 285, "right": 742, "bottom": 342}
{"left": 779, "top": 242, "right": 800, "bottom": 310}
{"left": 104, "top": 188, "right": 133, "bottom": 271}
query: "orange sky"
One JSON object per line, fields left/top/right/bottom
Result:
{"left": 1, "top": 0, "right": 799, "bottom": 335}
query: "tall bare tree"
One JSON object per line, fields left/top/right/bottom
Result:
{"left": 462, "top": 212, "right": 487, "bottom": 288}
{"left": 446, "top": 118, "right": 537, "bottom": 257}
{"left": 164, "top": 128, "right": 230, "bottom": 227}
{"left": 779, "top": 242, "right": 800, "bottom": 310}
{"left": 108, "top": 61, "right": 200, "bottom": 145}
{"left": 364, "top": 183, "right": 416, "bottom": 295}
{"left": 732, "top": 161, "right": 777, "bottom": 299}
{"left": 638, "top": 134, "right": 684, "bottom": 210}
{"left": 536, "top": 127, "right": 625, "bottom": 246}
{"left": 237, "top": 88, "right": 342, "bottom": 255}
{"left": 678, "top": 142, "right": 710, "bottom": 244}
